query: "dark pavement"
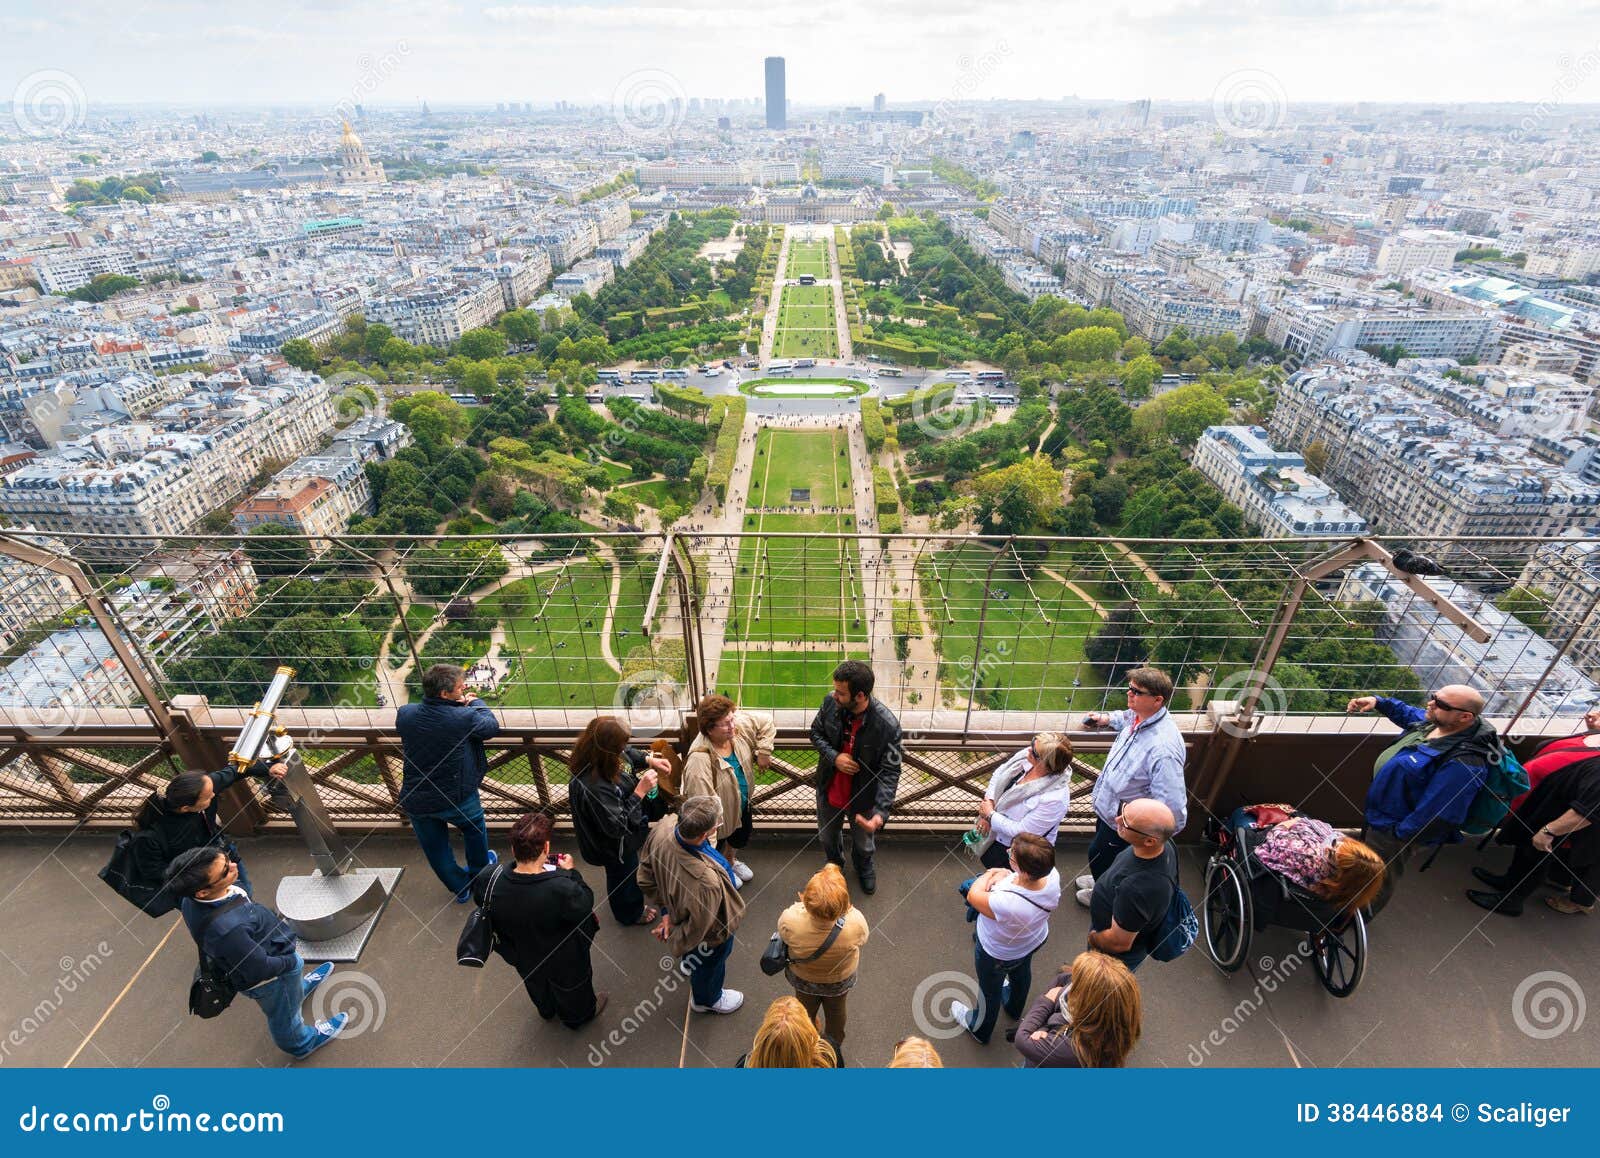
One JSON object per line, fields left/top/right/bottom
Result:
{"left": 0, "top": 829, "right": 1594, "bottom": 1069}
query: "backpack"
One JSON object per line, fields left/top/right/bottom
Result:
{"left": 1461, "top": 747, "right": 1531, "bottom": 837}
{"left": 99, "top": 829, "right": 177, "bottom": 917}
{"left": 1149, "top": 864, "right": 1199, "bottom": 963}
{"left": 188, "top": 898, "right": 252, "bottom": 1019}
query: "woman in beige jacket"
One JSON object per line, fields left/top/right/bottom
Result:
{"left": 776, "top": 863, "right": 869, "bottom": 1046}
{"left": 681, "top": 694, "right": 775, "bottom": 885}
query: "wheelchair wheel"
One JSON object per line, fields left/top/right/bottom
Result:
{"left": 1312, "top": 910, "right": 1366, "bottom": 997}
{"left": 1202, "top": 857, "right": 1251, "bottom": 972}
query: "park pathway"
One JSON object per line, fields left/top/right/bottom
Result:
{"left": 825, "top": 226, "right": 852, "bottom": 359}
{"left": 757, "top": 225, "right": 790, "bottom": 365}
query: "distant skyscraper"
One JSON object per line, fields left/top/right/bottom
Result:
{"left": 765, "top": 56, "right": 786, "bottom": 130}
{"left": 873, "top": 92, "right": 886, "bottom": 113}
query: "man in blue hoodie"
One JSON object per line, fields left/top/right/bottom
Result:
{"left": 1348, "top": 685, "right": 1499, "bottom": 916}
{"left": 168, "top": 846, "right": 347, "bottom": 1059}
{"left": 397, "top": 663, "right": 502, "bottom": 902}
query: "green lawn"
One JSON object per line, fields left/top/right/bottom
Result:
{"left": 919, "top": 547, "right": 1101, "bottom": 713}
{"left": 721, "top": 651, "right": 871, "bottom": 709}
{"left": 784, "top": 239, "right": 832, "bottom": 280}
{"left": 773, "top": 282, "right": 838, "bottom": 358}
{"left": 618, "top": 477, "right": 698, "bottom": 510}
{"left": 477, "top": 558, "right": 652, "bottom": 707}
{"left": 730, "top": 427, "right": 865, "bottom": 646}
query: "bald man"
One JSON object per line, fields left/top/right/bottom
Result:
{"left": 1086, "top": 798, "right": 1178, "bottom": 972}
{"left": 1348, "top": 685, "right": 1502, "bottom": 916}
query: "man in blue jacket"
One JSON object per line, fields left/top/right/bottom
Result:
{"left": 1348, "top": 685, "right": 1500, "bottom": 916}
{"left": 397, "top": 663, "right": 502, "bottom": 902}
{"left": 167, "top": 846, "right": 347, "bottom": 1059}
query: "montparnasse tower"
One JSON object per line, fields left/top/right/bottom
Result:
{"left": 337, "top": 121, "right": 386, "bottom": 184}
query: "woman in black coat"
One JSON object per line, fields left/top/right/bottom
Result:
{"left": 471, "top": 812, "right": 606, "bottom": 1028}
{"left": 1468, "top": 755, "right": 1600, "bottom": 917}
{"left": 131, "top": 758, "right": 284, "bottom": 904}
{"left": 566, "top": 716, "right": 671, "bottom": 926}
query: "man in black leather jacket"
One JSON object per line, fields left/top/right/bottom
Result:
{"left": 810, "top": 660, "right": 902, "bottom": 895}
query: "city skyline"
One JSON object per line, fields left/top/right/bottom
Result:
{"left": 0, "top": 0, "right": 1599, "bottom": 107}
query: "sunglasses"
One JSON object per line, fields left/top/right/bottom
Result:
{"left": 1115, "top": 808, "right": 1156, "bottom": 839}
{"left": 1126, "top": 687, "right": 1156, "bottom": 698}
{"left": 1428, "top": 694, "right": 1471, "bottom": 714}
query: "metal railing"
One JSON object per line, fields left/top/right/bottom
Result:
{"left": 0, "top": 529, "right": 1596, "bottom": 833}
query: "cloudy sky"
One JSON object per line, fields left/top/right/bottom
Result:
{"left": 2, "top": 0, "right": 1599, "bottom": 109}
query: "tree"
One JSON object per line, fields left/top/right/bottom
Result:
{"left": 1303, "top": 439, "right": 1329, "bottom": 477}
{"left": 461, "top": 361, "right": 497, "bottom": 395}
{"left": 279, "top": 338, "right": 318, "bottom": 371}
{"left": 198, "top": 150, "right": 222, "bottom": 163}
{"left": 1496, "top": 587, "right": 1551, "bottom": 635}
{"left": 243, "top": 524, "right": 311, "bottom": 577}
{"left": 968, "top": 458, "right": 1063, "bottom": 533}
{"left": 1120, "top": 354, "right": 1162, "bottom": 399}
{"left": 1058, "top": 326, "right": 1122, "bottom": 364}
{"left": 1085, "top": 603, "right": 1147, "bottom": 687}
{"left": 1090, "top": 474, "right": 1129, "bottom": 525}
{"left": 1132, "top": 383, "right": 1230, "bottom": 447}
{"left": 456, "top": 328, "right": 508, "bottom": 361}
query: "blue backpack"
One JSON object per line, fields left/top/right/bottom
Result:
{"left": 1150, "top": 875, "right": 1199, "bottom": 963}
{"left": 1461, "top": 747, "right": 1530, "bottom": 837}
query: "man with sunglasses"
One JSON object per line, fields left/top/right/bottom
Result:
{"left": 1086, "top": 798, "right": 1178, "bottom": 971}
{"left": 1077, "top": 667, "right": 1188, "bottom": 908}
{"left": 1347, "top": 684, "right": 1501, "bottom": 916}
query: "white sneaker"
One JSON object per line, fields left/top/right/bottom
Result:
{"left": 949, "top": 999, "right": 978, "bottom": 1036}
{"left": 733, "top": 861, "right": 754, "bottom": 884}
{"left": 1074, "top": 873, "right": 1094, "bottom": 891}
{"left": 691, "top": 989, "right": 744, "bottom": 1014}
{"left": 1075, "top": 886, "right": 1095, "bottom": 908}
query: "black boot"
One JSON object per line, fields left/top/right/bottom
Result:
{"left": 1466, "top": 889, "right": 1523, "bottom": 916}
{"left": 854, "top": 860, "right": 877, "bottom": 896}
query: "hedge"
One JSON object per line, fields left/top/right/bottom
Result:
{"left": 873, "top": 465, "right": 899, "bottom": 514}
{"left": 658, "top": 382, "right": 714, "bottom": 421}
{"left": 860, "top": 396, "right": 886, "bottom": 451}
{"left": 707, "top": 396, "right": 745, "bottom": 501}
{"left": 883, "top": 382, "right": 956, "bottom": 416}
{"left": 879, "top": 510, "right": 903, "bottom": 534}
{"left": 689, "top": 456, "right": 708, "bottom": 491}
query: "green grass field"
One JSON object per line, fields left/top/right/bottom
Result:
{"left": 773, "top": 282, "right": 838, "bottom": 358}
{"left": 730, "top": 427, "right": 866, "bottom": 648}
{"left": 720, "top": 650, "right": 871, "bottom": 709}
{"left": 918, "top": 547, "right": 1101, "bottom": 713}
{"left": 617, "top": 477, "right": 698, "bottom": 510}
{"left": 478, "top": 559, "right": 653, "bottom": 707}
{"left": 784, "top": 238, "right": 832, "bottom": 280}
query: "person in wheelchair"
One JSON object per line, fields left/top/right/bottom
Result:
{"left": 1230, "top": 805, "right": 1386, "bottom": 918}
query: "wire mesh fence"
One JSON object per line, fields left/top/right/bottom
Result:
{"left": 3, "top": 529, "right": 1599, "bottom": 740}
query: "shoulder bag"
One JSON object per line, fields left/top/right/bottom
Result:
{"left": 457, "top": 863, "right": 505, "bottom": 968}
{"left": 761, "top": 915, "right": 846, "bottom": 977}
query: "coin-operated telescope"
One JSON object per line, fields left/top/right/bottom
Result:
{"left": 232, "top": 666, "right": 402, "bottom": 960}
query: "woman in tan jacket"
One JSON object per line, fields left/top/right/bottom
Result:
{"left": 776, "top": 863, "right": 869, "bottom": 1046}
{"left": 681, "top": 694, "right": 776, "bottom": 885}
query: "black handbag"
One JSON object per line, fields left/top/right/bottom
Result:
{"left": 187, "top": 897, "right": 248, "bottom": 1019}
{"left": 457, "top": 863, "right": 504, "bottom": 968}
{"left": 760, "top": 915, "right": 846, "bottom": 977}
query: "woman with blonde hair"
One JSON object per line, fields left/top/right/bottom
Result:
{"left": 681, "top": 694, "right": 775, "bottom": 886}
{"left": 736, "top": 996, "right": 841, "bottom": 1068}
{"left": 972, "top": 731, "right": 1073, "bottom": 870}
{"left": 888, "top": 1036, "right": 943, "bottom": 1067}
{"left": 774, "top": 862, "right": 870, "bottom": 1046}
{"left": 1013, "top": 950, "right": 1142, "bottom": 1068}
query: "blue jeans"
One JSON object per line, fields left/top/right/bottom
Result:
{"left": 969, "top": 940, "right": 1035, "bottom": 1044}
{"left": 408, "top": 792, "right": 490, "bottom": 895}
{"left": 686, "top": 937, "right": 734, "bottom": 1008}
{"left": 240, "top": 954, "right": 320, "bottom": 1057}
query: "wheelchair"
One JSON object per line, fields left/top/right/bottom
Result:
{"left": 1200, "top": 815, "right": 1368, "bottom": 998}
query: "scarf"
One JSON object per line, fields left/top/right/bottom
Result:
{"left": 676, "top": 826, "right": 738, "bottom": 889}
{"left": 976, "top": 750, "right": 1066, "bottom": 858}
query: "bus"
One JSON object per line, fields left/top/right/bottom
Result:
{"left": 662, "top": 368, "right": 688, "bottom": 379}
{"left": 767, "top": 359, "right": 794, "bottom": 373}
{"left": 630, "top": 369, "right": 660, "bottom": 382}
{"left": 798, "top": 274, "right": 817, "bottom": 285}
{"left": 447, "top": 393, "right": 483, "bottom": 407}
{"left": 795, "top": 358, "right": 816, "bottom": 368}
{"left": 596, "top": 369, "right": 622, "bottom": 382}
{"left": 977, "top": 370, "right": 1006, "bottom": 383}
{"left": 877, "top": 366, "right": 903, "bottom": 377}
{"left": 584, "top": 391, "right": 604, "bottom": 404}
{"left": 946, "top": 370, "right": 972, "bottom": 380}
{"left": 991, "top": 393, "right": 1018, "bottom": 406}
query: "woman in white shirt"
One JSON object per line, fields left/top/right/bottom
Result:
{"left": 972, "top": 732, "right": 1073, "bottom": 870}
{"left": 950, "top": 832, "right": 1061, "bottom": 1045}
